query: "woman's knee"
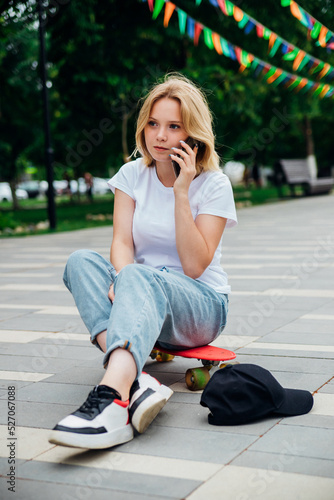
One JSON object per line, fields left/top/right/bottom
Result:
{"left": 67, "top": 249, "right": 103, "bottom": 269}
{"left": 118, "top": 263, "right": 151, "bottom": 279}
{"left": 63, "top": 249, "right": 103, "bottom": 286}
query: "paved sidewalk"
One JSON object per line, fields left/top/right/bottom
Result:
{"left": 0, "top": 193, "right": 334, "bottom": 500}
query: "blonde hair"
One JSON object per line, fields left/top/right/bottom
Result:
{"left": 135, "top": 73, "right": 220, "bottom": 174}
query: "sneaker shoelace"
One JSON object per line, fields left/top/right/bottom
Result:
{"left": 77, "top": 386, "right": 121, "bottom": 417}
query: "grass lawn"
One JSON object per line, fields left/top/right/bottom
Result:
{"left": 233, "top": 184, "right": 291, "bottom": 207}
{"left": 0, "top": 183, "right": 290, "bottom": 237}
{"left": 0, "top": 194, "right": 114, "bottom": 237}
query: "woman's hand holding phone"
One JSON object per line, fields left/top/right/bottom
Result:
{"left": 171, "top": 138, "right": 199, "bottom": 193}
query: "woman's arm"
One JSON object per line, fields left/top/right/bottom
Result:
{"left": 110, "top": 188, "right": 135, "bottom": 273}
{"left": 174, "top": 191, "right": 227, "bottom": 279}
{"left": 172, "top": 141, "right": 227, "bottom": 279}
{"left": 108, "top": 189, "right": 135, "bottom": 302}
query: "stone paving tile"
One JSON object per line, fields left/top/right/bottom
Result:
{"left": 34, "top": 305, "right": 80, "bottom": 315}
{"left": 186, "top": 464, "right": 334, "bottom": 500}
{"left": 227, "top": 302, "right": 307, "bottom": 320}
{"left": 0, "top": 194, "right": 333, "bottom": 499}
{"left": 0, "top": 400, "right": 78, "bottom": 428}
{"left": 0, "top": 353, "right": 82, "bottom": 374}
{"left": 35, "top": 337, "right": 91, "bottom": 348}
{"left": 0, "top": 379, "right": 33, "bottom": 390}
{"left": 240, "top": 346, "right": 334, "bottom": 359}
{"left": 249, "top": 424, "right": 334, "bottom": 461}
{"left": 223, "top": 314, "right": 307, "bottom": 337}
{"left": 311, "top": 393, "right": 334, "bottom": 416}
{"left": 236, "top": 295, "right": 333, "bottom": 311}
{"left": 0, "top": 275, "right": 60, "bottom": 286}
{"left": 120, "top": 424, "right": 257, "bottom": 464}
{"left": 154, "top": 401, "right": 280, "bottom": 436}
{"left": 319, "top": 379, "right": 334, "bottom": 394}
{"left": 233, "top": 353, "right": 334, "bottom": 375}
{"left": 2, "top": 479, "right": 165, "bottom": 500}
{"left": 313, "top": 301, "right": 334, "bottom": 315}
{"left": 259, "top": 331, "right": 334, "bottom": 345}
{"left": 0, "top": 425, "right": 54, "bottom": 460}
{"left": 229, "top": 279, "right": 287, "bottom": 292}
{"left": 0, "top": 370, "right": 53, "bottom": 383}
{"left": 0, "top": 330, "right": 53, "bottom": 343}
{"left": 13, "top": 381, "right": 94, "bottom": 405}
{"left": 0, "top": 293, "right": 74, "bottom": 306}
{"left": 0, "top": 456, "right": 14, "bottom": 476}
{"left": 38, "top": 445, "right": 223, "bottom": 481}
{"left": 274, "top": 319, "right": 334, "bottom": 334}
{"left": 0, "top": 343, "right": 101, "bottom": 362}
{"left": 43, "top": 365, "right": 104, "bottom": 385}
{"left": 168, "top": 391, "right": 201, "bottom": 404}
{"left": 211, "top": 334, "right": 259, "bottom": 350}
{"left": 15, "top": 460, "right": 200, "bottom": 499}
{"left": 231, "top": 450, "right": 334, "bottom": 478}
{"left": 0, "top": 308, "right": 38, "bottom": 322}
{"left": 280, "top": 413, "right": 334, "bottom": 429}
{"left": 0, "top": 313, "right": 81, "bottom": 332}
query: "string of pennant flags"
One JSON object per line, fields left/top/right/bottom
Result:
{"left": 196, "top": 0, "right": 334, "bottom": 50}
{"left": 203, "top": 0, "right": 334, "bottom": 81}
{"left": 145, "top": 0, "right": 334, "bottom": 99}
{"left": 280, "top": 0, "right": 334, "bottom": 50}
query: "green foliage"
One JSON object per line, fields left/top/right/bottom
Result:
{"left": 0, "top": 194, "right": 114, "bottom": 235}
{"left": 1, "top": 0, "right": 334, "bottom": 200}
{"left": 0, "top": 210, "right": 16, "bottom": 230}
{"left": 0, "top": 5, "right": 41, "bottom": 184}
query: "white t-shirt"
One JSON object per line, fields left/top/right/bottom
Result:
{"left": 108, "top": 158, "right": 237, "bottom": 294}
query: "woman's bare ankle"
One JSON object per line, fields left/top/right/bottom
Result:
{"left": 99, "top": 347, "right": 137, "bottom": 401}
{"left": 96, "top": 330, "right": 107, "bottom": 352}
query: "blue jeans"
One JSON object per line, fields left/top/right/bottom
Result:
{"left": 63, "top": 250, "right": 228, "bottom": 374}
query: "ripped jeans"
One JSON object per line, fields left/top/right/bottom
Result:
{"left": 63, "top": 250, "right": 228, "bottom": 374}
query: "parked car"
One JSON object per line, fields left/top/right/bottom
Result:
{"left": 39, "top": 180, "right": 71, "bottom": 196}
{"left": 53, "top": 180, "right": 69, "bottom": 196}
{"left": 68, "top": 177, "right": 110, "bottom": 196}
{"left": 0, "top": 182, "right": 28, "bottom": 202}
{"left": 17, "top": 180, "right": 41, "bottom": 198}
{"left": 38, "top": 177, "right": 111, "bottom": 197}
{"left": 70, "top": 178, "right": 86, "bottom": 195}
{"left": 92, "top": 177, "right": 110, "bottom": 195}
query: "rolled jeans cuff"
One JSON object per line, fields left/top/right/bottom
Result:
{"left": 103, "top": 340, "right": 141, "bottom": 375}
{"left": 90, "top": 320, "right": 109, "bottom": 351}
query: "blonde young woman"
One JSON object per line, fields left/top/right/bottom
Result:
{"left": 49, "top": 74, "right": 237, "bottom": 450}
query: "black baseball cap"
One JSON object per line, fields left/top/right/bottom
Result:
{"left": 200, "top": 364, "right": 314, "bottom": 425}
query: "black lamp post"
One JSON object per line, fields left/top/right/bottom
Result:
{"left": 37, "top": 0, "right": 56, "bottom": 230}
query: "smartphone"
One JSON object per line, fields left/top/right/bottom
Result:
{"left": 172, "top": 137, "right": 199, "bottom": 178}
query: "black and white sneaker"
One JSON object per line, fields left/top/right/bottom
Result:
{"left": 49, "top": 385, "right": 133, "bottom": 449}
{"left": 129, "top": 372, "right": 173, "bottom": 434}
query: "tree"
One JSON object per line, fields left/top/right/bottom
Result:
{"left": 1, "top": 0, "right": 333, "bottom": 192}
{"left": 0, "top": 2, "right": 41, "bottom": 208}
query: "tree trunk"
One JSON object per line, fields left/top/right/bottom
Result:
{"left": 9, "top": 179, "right": 19, "bottom": 210}
{"left": 121, "top": 108, "right": 135, "bottom": 164}
{"left": 122, "top": 112, "right": 130, "bottom": 163}
{"left": 304, "top": 116, "right": 315, "bottom": 156}
{"left": 303, "top": 115, "right": 317, "bottom": 179}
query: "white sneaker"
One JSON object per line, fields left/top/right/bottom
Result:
{"left": 49, "top": 385, "right": 133, "bottom": 449}
{"left": 129, "top": 372, "right": 173, "bottom": 434}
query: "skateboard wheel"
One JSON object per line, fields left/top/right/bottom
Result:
{"left": 150, "top": 349, "right": 159, "bottom": 360}
{"left": 156, "top": 352, "right": 175, "bottom": 362}
{"left": 219, "top": 361, "right": 240, "bottom": 369}
{"left": 185, "top": 367, "right": 210, "bottom": 391}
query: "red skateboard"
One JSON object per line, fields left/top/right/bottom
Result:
{"left": 150, "top": 344, "right": 236, "bottom": 391}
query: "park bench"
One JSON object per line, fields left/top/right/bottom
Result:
{"left": 279, "top": 159, "right": 334, "bottom": 196}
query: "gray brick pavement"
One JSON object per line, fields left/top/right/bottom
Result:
{"left": 0, "top": 193, "right": 334, "bottom": 499}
